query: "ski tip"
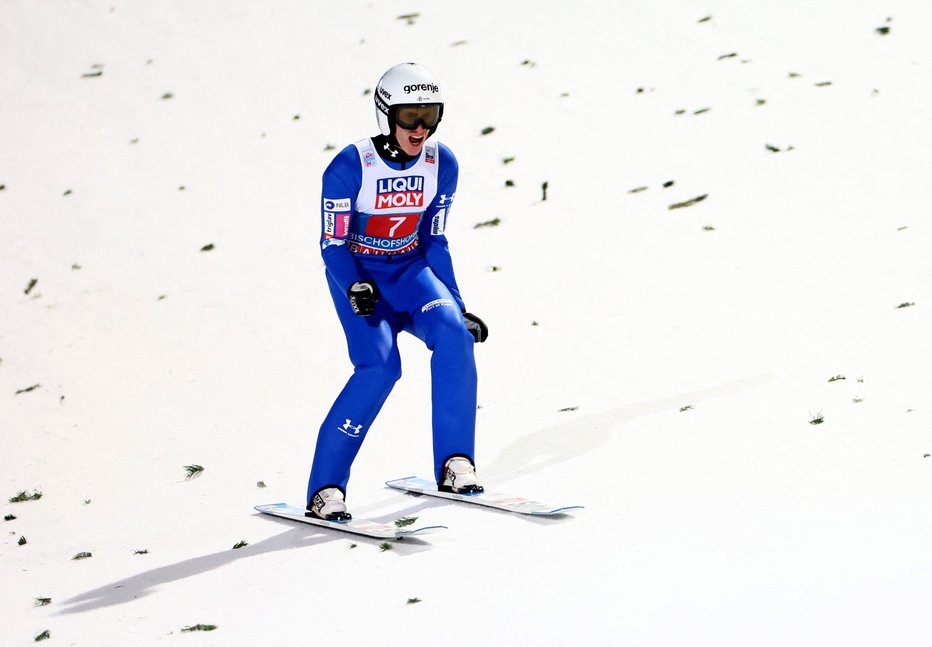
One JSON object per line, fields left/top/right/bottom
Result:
{"left": 254, "top": 503, "right": 289, "bottom": 512}
{"left": 385, "top": 476, "right": 419, "bottom": 487}
{"left": 398, "top": 524, "right": 448, "bottom": 537}
{"left": 531, "top": 505, "right": 585, "bottom": 516}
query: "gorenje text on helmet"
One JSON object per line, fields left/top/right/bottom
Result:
{"left": 403, "top": 83, "right": 439, "bottom": 94}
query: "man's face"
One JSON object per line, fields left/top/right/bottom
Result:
{"left": 394, "top": 123, "right": 428, "bottom": 157}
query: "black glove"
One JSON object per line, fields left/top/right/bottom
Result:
{"left": 462, "top": 311, "right": 488, "bottom": 343}
{"left": 347, "top": 280, "right": 380, "bottom": 316}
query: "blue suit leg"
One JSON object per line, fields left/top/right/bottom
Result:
{"left": 307, "top": 272, "right": 402, "bottom": 502}
{"left": 399, "top": 262, "right": 478, "bottom": 483}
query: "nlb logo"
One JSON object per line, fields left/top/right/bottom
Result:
{"left": 375, "top": 176, "right": 424, "bottom": 209}
{"left": 324, "top": 198, "right": 351, "bottom": 212}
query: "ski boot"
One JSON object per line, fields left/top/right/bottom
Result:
{"left": 306, "top": 486, "right": 352, "bottom": 521}
{"left": 439, "top": 456, "right": 484, "bottom": 494}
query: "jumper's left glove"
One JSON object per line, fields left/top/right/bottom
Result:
{"left": 462, "top": 311, "right": 489, "bottom": 343}
{"left": 348, "top": 280, "right": 380, "bottom": 316}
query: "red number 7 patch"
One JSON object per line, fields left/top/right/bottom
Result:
{"left": 364, "top": 214, "right": 419, "bottom": 238}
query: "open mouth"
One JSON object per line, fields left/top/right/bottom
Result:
{"left": 408, "top": 134, "right": 425, "bottom": 147}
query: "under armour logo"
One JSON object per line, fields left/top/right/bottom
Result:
{"left": 338, "top": 419, "right": 364, "bottom": 438}
{"left": 383, "top": 142, "right": 399, "bottom": 158}
{"left": 438, "top": 193, "right": 455, "bottom": 205}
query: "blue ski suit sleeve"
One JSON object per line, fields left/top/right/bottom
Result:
{"left": 320, "top": 145, "right": 363, "bottom": 294}
{"left": 418, "top": 143, "right": 466, "bottom": 311}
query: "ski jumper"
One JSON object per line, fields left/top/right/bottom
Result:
{"left": 307, "top": 137, "right": 477, "bottom": 502}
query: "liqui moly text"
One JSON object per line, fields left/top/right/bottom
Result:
{"left": 375, "top": 176, "right": 425, "bottom": 210}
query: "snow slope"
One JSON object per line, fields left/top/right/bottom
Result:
{"left": 2, "top": 1, "right": 931, "bottom": 645}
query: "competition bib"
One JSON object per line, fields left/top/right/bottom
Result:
{"left": 347, "top": 139, "right": 440, "bottom": 256}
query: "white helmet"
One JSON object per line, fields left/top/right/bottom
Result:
{"left": 374, "top": 62, "right": 444, "bottom": 137}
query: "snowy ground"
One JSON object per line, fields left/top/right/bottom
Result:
{"left": 2, "top": 1, "right": 931, "bottom": 645}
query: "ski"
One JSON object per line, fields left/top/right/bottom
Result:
{"left": 385, "top": 477, "right": 584, "bottom": 516}
{"left": 254, "top": 503, "right": 447, "bottom": 540}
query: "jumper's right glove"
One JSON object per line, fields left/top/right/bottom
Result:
{"left": 348, "top": 280, "right": 380, "bottom": 316}
{"left": 462, "top": 311, "right": 489, "bottom": 343}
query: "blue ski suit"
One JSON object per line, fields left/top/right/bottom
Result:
{"left": 307, "top": 136, "right": 478, "bottom": 503}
